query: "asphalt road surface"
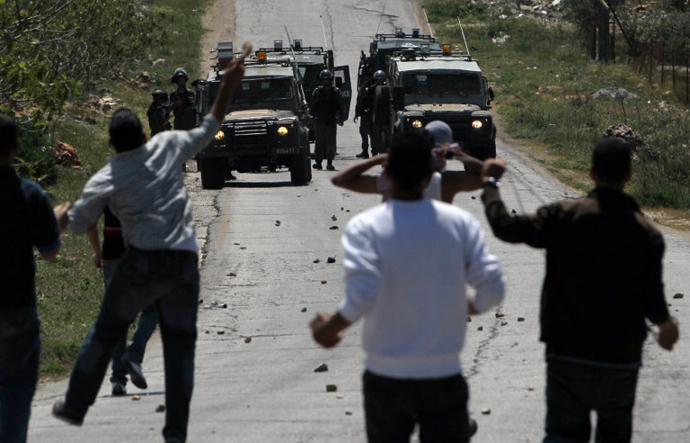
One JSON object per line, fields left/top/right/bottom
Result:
{"left": 28, "top": 1, "right": 690, "bottom": 442}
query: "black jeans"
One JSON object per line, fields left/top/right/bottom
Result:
{"left": 65, "top": 248, "right": 199, "bottom": 443}
{"left": 363, "top": 370, "right": 470, "bottom": 443}
{"left": 544, "top": 357, "right": 639, "bottom": 443}
{"left": 314, "top": 120, "right": 337, "bottom": 162}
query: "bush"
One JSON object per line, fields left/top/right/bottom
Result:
{"left": 423, "top": 0, "right": 487, "bottom": 22}
{"left": 13, "top": 118, "right": 58, "bottom": 186}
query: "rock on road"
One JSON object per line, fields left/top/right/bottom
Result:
{"left": 28, "top": 1, "right": 690, "bottom": 442}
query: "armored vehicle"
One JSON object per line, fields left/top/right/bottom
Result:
{"left": 259, "top": 40, "right": 352, "bottom": 139}
{"left": 385, "top": 45, "right": 497, "bottom": 160}
{"left": 194, "top": 44, "right": 312, "bottom": 188}
{"left": 357, "top": 28, "right": 442, "bottom": 89}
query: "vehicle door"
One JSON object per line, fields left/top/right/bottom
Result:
{"left": 333, "top": 65, "right": 352, "bottom": 121}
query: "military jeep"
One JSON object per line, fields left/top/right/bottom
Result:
{"left": 194, "top": 44, "right": 312, "bottom": 188}
{"left": 386, "top": 45, "right": 497, "bottom": 160}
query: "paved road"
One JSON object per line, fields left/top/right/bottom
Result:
{"left": 28, "top": 1, "right": 690, "bottom": 442}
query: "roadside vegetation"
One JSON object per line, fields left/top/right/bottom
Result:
{"left": 423, "top": 0, "right": 690, "bottom": 220}
{"left": 1, "top": 0, "right": 210, "bottom": 377}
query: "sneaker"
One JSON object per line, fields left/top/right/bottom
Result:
{"left": 326, "top": 162, "right": 335, "bottom": 171}
{"left": 122, "top": 359, "right": 148, "bottom": 389}
{"left": 52, "top": 400, "right": 84, "bottom": 426}
{"left": 111, "top": 382, "right": 127, "bottom": 396}
{"left": 313, "top": 162, "right": 322, "bottom": 170}
{"left": 355, "top": 151, "right": 369, "bottom": 159}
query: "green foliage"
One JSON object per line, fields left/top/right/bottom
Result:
{"left": 423, "top": 0, "right": 487, "bottom": 23}
{"left": 11, "top": 117, "right": 58, "bottom": 186}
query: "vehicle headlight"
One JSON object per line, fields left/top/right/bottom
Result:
{"left": 471, "top": 120, "right": 484, "bottom": 130}
{"left": 277, "top": 126, "right": 289, "bottom": 137}
{"left": 411, "top": 119, "right": 423, "bottom": 129}
{"left": 215, "top": 130, "right": 225, "bottom": 141}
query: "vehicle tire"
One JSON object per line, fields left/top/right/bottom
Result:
{"left": 200, "top": 158, "right": 225, "bottom": 189}
{"left": 373, "top": 85, "right": 390, "bottom": 127}
{"left": 290, "top": 154, "right": 311, "bottom": 185}
{"left": 486, "top": 141, "right": 497, "bottom": 159}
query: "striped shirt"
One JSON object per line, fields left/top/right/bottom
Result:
{"left": 68, "top": 115, "right": 220, "bottom": 252}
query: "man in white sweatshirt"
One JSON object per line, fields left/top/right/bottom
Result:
{"left": 312, "top": 129, "right": 505, "bottom": 442}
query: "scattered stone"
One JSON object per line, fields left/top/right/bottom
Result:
{"left": 220, "top": 303, "right": 228, "bottom": 309}
{"left": 244, "top": 336, "right": 252, "bottom": 343}
{"left": 495, "top": 312, "right": 505, "bottom": 318}
{"left": 527, "top": 386, "right": 535, "bottom": 392}
{"left": 321, "top": 280, "right": 327, "bottom": 285}
{"left": 517, "top": 317, "right": 525, "bottom": 322}
{"left": 346, "top": 210, "right": 350, "bottom": 213}
{"left": 313, "top": 259, "right": 321, "bottom": 264}
{"left": 336, "top": 394, "right": 344, "bottom": 399}
{"left": 301, "top": 307, "right": 307, "bottom": 313}
{"left": 467, "top": 316, "right": 472, "bottom": 323}
{"left": 477, "top": 326, "right": 484, "bottom": 331}
{"left": 332, "top": 215, "right": 338, "bottom": 221}
{"left": 327, "top": 257, "right": 336, "bottom": 264}
{"left": 227, "top": 272, "right": 237, "bottom": 277}
{"left": 345, "top": 410, "right": 353, "bottom": 416}
{"left": 314, "top": 363, "right": 329, "bottom": 373}
{"left": 234, "top": 242, "right": 240, "bottom": 245}
{"left": 481, "top": 408, "right": 491, "bottom": 415}
{"left": 132, "top": 395, "right": 141, "bottom": 401}
{"left": 500, "top": 321, "right": 508, "bottom": 326}
{"left": 205, "top": 330, "right": 210, "bottom": 334}
{"left": 340, "top": 207, "right": 344, "bottom": 211}
{"left": 592, "top": 87, "right": 639, "bottom": 100}
{"left": 471, "top": 196, "right": 476, "bottom": 200}
{"left": 240, "top": 247, "right": 247, "bottom": 250}
{"left": 155, "top": 404, "right": 166, "bottom": 413}
{"left": 329, "top": 226, "right": 339, "bottom": 230}
{"left": 673, "top": 293, "right": 684, "bottom": 299}
{"left": 326, "top": 384, "right": 338, "bottom": 393}
{"left": 217, "top": 330, "right": 225, "bottom": 335}
{"left": 511, "top": 209, "right": 517, "bottom": 214}
{"left": 198, "top": 298, "right": 204, "bottom": 304}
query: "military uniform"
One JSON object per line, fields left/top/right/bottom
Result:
{"left": 355, "top": 82, "right": 374, "bottom": 157}
{"left": 312, "top": 85, "right": 343, "bottom": 167}
{"left": 169, "top": 88, "right": 197, "bottom": 130}
{"left": 146, "top": 98, "right": 171, "bottom": 137}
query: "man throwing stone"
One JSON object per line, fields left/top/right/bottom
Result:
{"left": 480, "top": 137, "right": 679, "bottom": 442}
{"left": 51, "top": 49, "right": 247, "bottom": 443}
{"left": 312, "top": 129, "right": 505, "bottom": 442}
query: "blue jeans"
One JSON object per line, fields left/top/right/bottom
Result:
{"left": 0, "top": 307, "right": 40, "bottom": 443}
{"left": 103, "top": 260, "right": 159, "bottom": 386}
{"left": 363, "top": 371, "right": 470, "bottom": 443}
{"left": 544, "top": 357, "right": 639, "bottom": 443}
{"left": 65, "top": 248, "right": 199, "bottom": 442}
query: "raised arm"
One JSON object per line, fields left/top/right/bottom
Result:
{"left": 331, "top": 154, "right": 387, "bottom": 194}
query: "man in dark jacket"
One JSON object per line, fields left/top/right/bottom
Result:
{"left": 480, "top": 137, "right": 679, "bottom": 442}
{"left": 311, "top": 69, "right": 343, "bottom": 171}
{"left": 146, "top": 90, "right": 171, "bottom": 137}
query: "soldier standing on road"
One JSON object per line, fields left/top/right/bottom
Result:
{"left": 369, "top": 70, "right": 389, "bottom": 155}
{"left": 51, "top": 53, "right": 247, "bottom": 443}
{"left": 170, "top": 68, "right": 197, "bottom": 172}
{"left": 0, "top": 114, "right": 70, "bottom": 443}
{"left": 354, "top": 78, "right": 374, "bottom": 159}
{"left": 312, "top": 69, "right": 343, "bottom": 171}
{"left": 480, "top": 137, "right": 680, "bottom": 442}
{"left": 312, "top": 129, "right": 505, "bottom": 442}
{"left": 147, "top": 90, "right": 172, "bottom": 137}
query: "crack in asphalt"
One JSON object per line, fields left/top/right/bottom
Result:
{"left": 465, "top": 306, "right": 504, "bottom": 379}
{"left": 322, "top": 2, "right": 336, "bottom": 51}
{"left": 351, "top": 5, "right": 398, "bottom": 19}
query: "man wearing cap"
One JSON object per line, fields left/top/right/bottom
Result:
{"left": 331, "top": 120, "right": 489, "bottom": 204}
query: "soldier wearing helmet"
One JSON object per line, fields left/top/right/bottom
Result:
{"left": 146, "top": 90, "right": 171, "bottom": 137}
{"left": 354, "top": 70, "right": 387, "bottom": 158}
{"left": 311, "top": 69, "right": 343, "bottom": 171}
{"left": 169, "top": 68, "right": 197, "bottom": 131}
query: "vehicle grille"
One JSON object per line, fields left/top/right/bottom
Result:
{"left": 231, "top": 120, "right": 270, "bottom": 155}
{"left": 439, "top": 115, "right": 472, "bottom": 141}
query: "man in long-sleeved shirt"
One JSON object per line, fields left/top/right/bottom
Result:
{"left": 51, "top": 53, "right": 247, "bottom": 443}
{"left": 480, "top": 137, "right": 679, "bottom": 442}
{"left": 312, "top": 129, "right": 505, "bottom": 442}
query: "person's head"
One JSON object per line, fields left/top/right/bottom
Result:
{"left": 424, "top": 120, "right": 453, "bottom": 148}
{"left": 171, "top": 68, "right": 189, "bottom": 87}
{"left": 152, "top": 90, "right": 168, "bottom": 104}
{"left": 591, "top": 137, "right": 632, "bottom": 188}
{"left": 0, "top": 114, "right": 19, "bottom": 164}
{"left": 385, "top": 129, "right": 434, "bottom": 198}
{"left": 109, "top": 109, "right": 146, "bottom": 153}
{"left": 373, "top": 70, "right": 386, "bottom": 85}
{"left": 319, "top": 69, "right": 333, "bottom": 87}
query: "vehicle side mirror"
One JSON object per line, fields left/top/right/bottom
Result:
{"left": 191, "top": 79, "right": 206, "bottom": 89}
{"left": 488, "top": 87, "right": 495, "bottom": 102}
{"left": 393, "top": 86, "right": 405, "bottom": 110}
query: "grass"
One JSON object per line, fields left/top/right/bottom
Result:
{"left": 424, "top": 3, "right": 690, "bottom": 215}
{"left": 34, "top": 0, "right": 211, "bottom": 379}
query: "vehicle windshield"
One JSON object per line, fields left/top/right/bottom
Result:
{"left": 209, "top": 77, "right": 294, "bottom": 108}
{"left": 402, "top": 72, "right": 482, "bottom": 98}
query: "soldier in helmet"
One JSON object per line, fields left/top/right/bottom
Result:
{"left": 311, "top": 69, "right": 343, "bottom": 171}
{"left": 354, "top": 70, "right": 386, "bottom": 159}
{"left": 169, "top": 68, "right": 196, "bottom": 131}
{"left": 369, "top": 70, "right": 389, "bottom": 155}
{"left": 146, "top": 90, "right": 171, "bottom": 137}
